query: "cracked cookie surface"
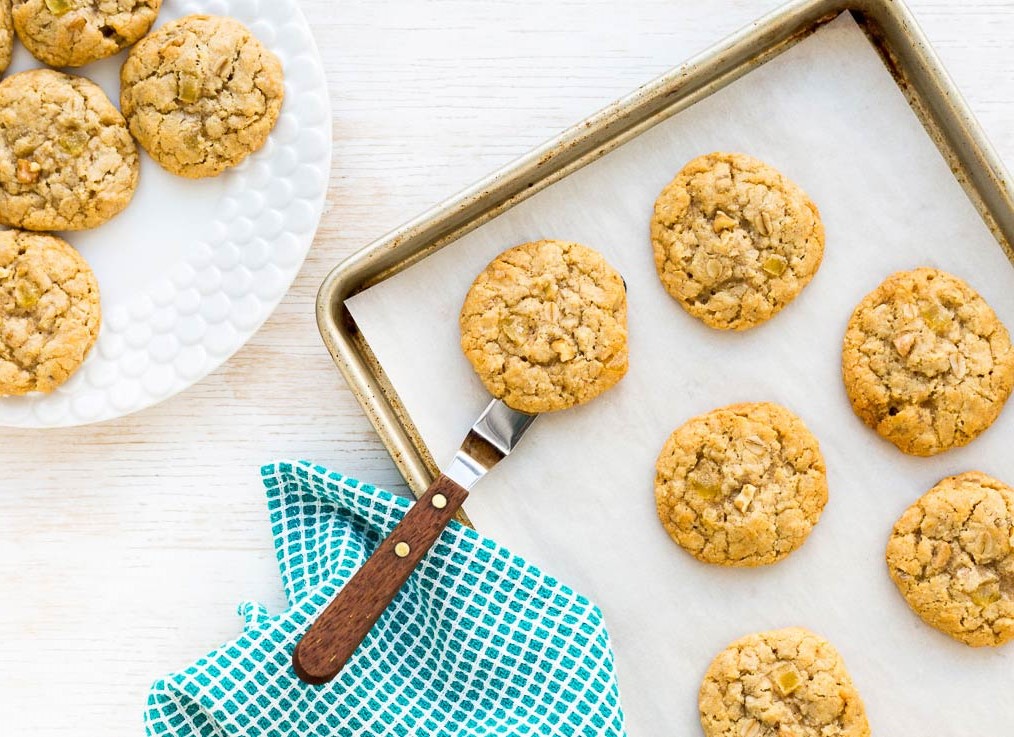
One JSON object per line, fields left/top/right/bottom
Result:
{"left": 13, "top": 0, "right": 160, "bottom": 67}
{"left": 0, "top": 0, "right": 12, "bottom": 74}
{"left": 842, "top": 268, "right": 1014, "bottom": 456}
{"left": 655, "top": 402, "right": 827, "bottom": 567}
{"left": 120, "top": 13, "right": 284, "bottom": 178}
{"left": 0, "top": 69, "right": 139, "bottom": 231}
{"left": 651, "top": 152, "right": 824, "bottom": 331}
{"left": 459, "top": 239, "right": 628, "bottom": 413}
{"left": 0, "top": 229, "right": 100, "bottom": 395}
{"left": 699, "top": 627, "right": 870, "bottom": 737}
{"left": 886, "top": 471, "right": 1014, "bottom": 647}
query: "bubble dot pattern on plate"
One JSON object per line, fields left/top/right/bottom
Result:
{"left": 0, "top": 0, "right": 331, "bottom": 428}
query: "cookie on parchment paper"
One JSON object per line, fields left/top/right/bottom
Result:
{"left": 0, "top": 229, "right": 101, "bottom": 396}
{"left": 886, "top": 471, "right": 1014, "bottom": 647}
{"left": 459, "top": 239, "right": 628, "bottom": 414}
{"left": 699, "top": 627, "right": 871, "bottom": 737}
{"left": 842, "top": 267, "right": 1014, "bottom": 456}
{"left": 654, "top": 402, "right": 828, "bottom": 567}
{"left": 120, "top": 14, "right": 284, "bottom": 178}
{"left": 651, "top": 151, "right": 824, "bottom": 331}
{"left": 0, "top": 69, "right": 139, "bottom": 231}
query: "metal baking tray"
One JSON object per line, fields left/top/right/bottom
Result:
{"left": 316, "top": 0, "right": 1014, "bottom": 512}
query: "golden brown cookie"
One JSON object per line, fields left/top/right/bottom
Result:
{"left": 12, "top": 0, "right": 160, "bottom": 67}
{"left": 0, "top": 69, "right": 139, "bottom": 231}
{"left": 651, "top": 152, "right": 824, "bottom": 331}
{"left": 842, "top": 268, "right": 1014, "bottom": 456}
{"left": 699, "top": 627, "right": 870, "bottom": 737}
{"left": 459, "top": 239, "right": 628, "bottom": 413}
{"left": 654, "top": 402, "right": 827, "bottom": 567}
{"left": 886, "top": 471, "right": 1014, "bottom": 647}
{"left": 0, "top": 230, "right": 100, "bottom": 395}
{"left": 0, "top": 0, "right": 13, "bottom": 74}
{"left": 120, "top": 14, "right": 284, "bottom": 178}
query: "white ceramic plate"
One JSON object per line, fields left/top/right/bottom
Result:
{"left": 0, "top": 0, "right": 331, "bottom": 428}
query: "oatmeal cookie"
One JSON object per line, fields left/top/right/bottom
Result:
{"left": 651, "top": 152, "right": 824, "bottom": 330}
{"left": 0, "top": 0, "right": 12, "bottom": 75}
{"left": 459, "top": 239, "right": 628, "bottom": 413}
{"left": 699, "top": 627, "right": 870, "bottom": 737}
{"left": 886, "top": 471, "right": 1014, "bottom": 647}
{"left": 120, "top": 14, "right": 284, "bottom": 178}
{"left": 13, "top": 0, "right": 160, "bottom": 67}
{"left": 842, "top": 268, "right": 1014, "bottom": 456}
{"left": 0, "top": 69, "right": 139, "bottom": 231}
{"left": 654, "top": 402, "right": 827, "bottom": 567}
{"left": 0, "top": 229, "right": 100, "bottom": 395}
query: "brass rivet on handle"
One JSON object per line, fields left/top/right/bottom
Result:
{"left": 394, "top": 541, "right": 411, "bottom": 557}
{"left": 432, "top": 494, "right": 447, "bottom": 509}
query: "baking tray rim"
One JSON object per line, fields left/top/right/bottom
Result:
{"left": 316, "top": 0, "right": 1014, "bottom": 510}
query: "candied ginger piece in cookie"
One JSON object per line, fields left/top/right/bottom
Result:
{"left": 651, "top": 152, "right": 825, "bottom": 330}
{"left": 654, "top": 402, "right": 828, "bottom": 567}
{"left": 458, "top": 239, "right": 628, "bottom": 413}
{"left": 842, "top": 268, "right": 1014, "bottom": 455}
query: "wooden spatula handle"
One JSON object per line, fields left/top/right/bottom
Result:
{"left": 292, "top": 474, "right": 468, "bottom": 685}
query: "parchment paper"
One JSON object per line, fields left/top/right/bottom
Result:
{"left": 346, "top": 14, "right": 1014, "bottom": 736}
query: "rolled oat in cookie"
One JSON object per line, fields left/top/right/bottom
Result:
{"left": 699, "top": 627, "right": 870, "bottom": 737}
{"left": 120, "top": 14, "right": 284, "bottom": 178}
{"left": 886, "top": 471, "right": 1014, "bottom": 647}
{"left": 651, "top": 152, "right": 824, "bottom": 331}
{"left": 13, "top": 0, "right": 161, "bottom": 67}
{"left": 459, "top": 239, "right": 628, "bottom": 414}
{"left": 842, "top": 267, "right": 1014, "bottom": 456}
{"left": 0, "top": 69, "right": 139, "bottom": 231}
{"left": 654, "top": 402, "right": 828, "bottom": 567}
{"left": 0, "top": 229, "right": 100, "bottom": 395}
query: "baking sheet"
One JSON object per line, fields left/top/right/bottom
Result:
{"left": 346, "top": 14, "right": 1014, "bottom": 736}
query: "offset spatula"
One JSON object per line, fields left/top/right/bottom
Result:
{"left": 292, "top": 398, "right": 537, "bottom": 684}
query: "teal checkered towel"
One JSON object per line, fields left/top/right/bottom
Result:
{"left": 146, "top": 461, "right": 626, "bottom": 736}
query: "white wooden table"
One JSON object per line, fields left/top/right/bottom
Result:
{"left": 1, "top": 1, "right": 1012, "bottom": 734}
